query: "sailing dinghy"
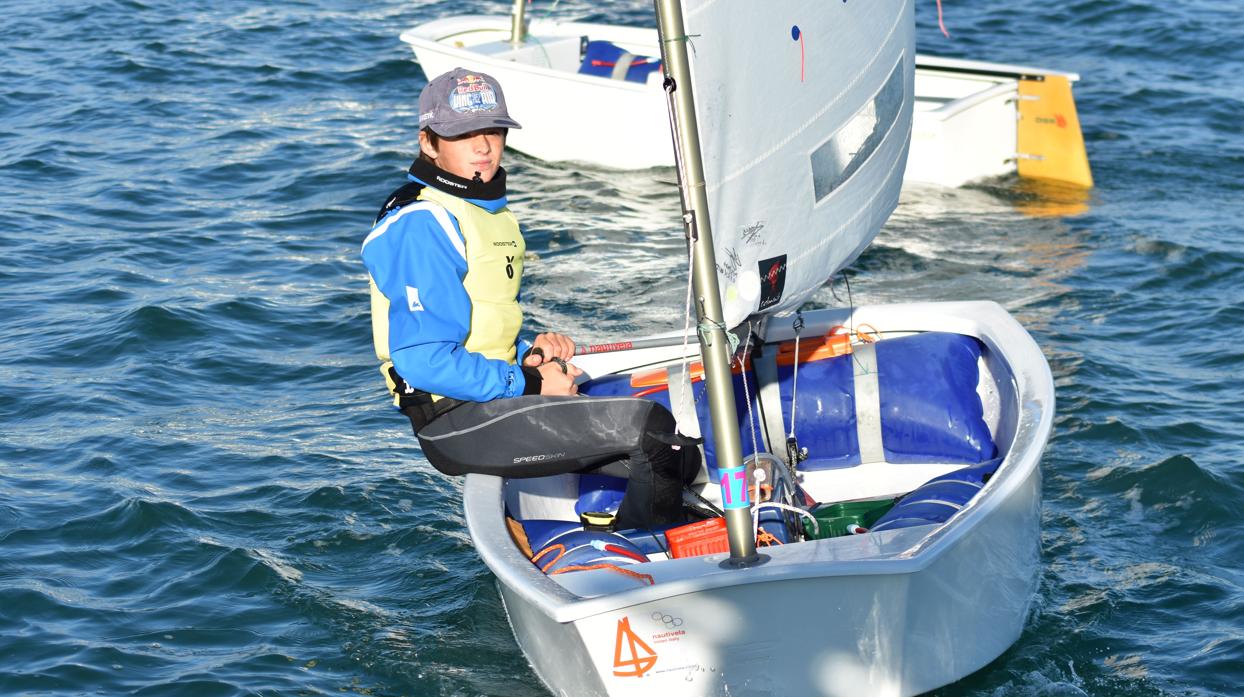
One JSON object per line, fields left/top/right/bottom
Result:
{"left": 401, "top": 3, "right": 1092, "bottom": 187}
{"left": 451, "top": 1, "right": 1054, "bottom": 694}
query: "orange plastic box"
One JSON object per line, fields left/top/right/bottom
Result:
{"left": 665, "top": 517, "right": 729, "bottom": 559}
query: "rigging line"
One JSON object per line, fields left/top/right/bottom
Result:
{"left": 664, "top": 67, "right": 701, "bottom": 429}
{"left": 838, "top": 327, "right": 928, "bottom": 337}
{"left": 532, "top": 544, "right": 567, "bottom": 572}
{"left": 738, "top": 320, "right": 760, "bottom": 461}
{"left": 662, "top": 68, "right": 694, "bottom": 230}
{"left": 523, "top": 33, "right": 554, "bottom": 68}
{"left": 844, "top": 272, "right": 872, "bottom": 378}
{"left": 856, "top": 323, "right": 880, "bottom": 343}
{"left": 844, "top": 272, "right": 855, "bottom": 341}
{"left": 646, "top": 527, "right": 669, "bottom": 556}
{"left": 685, "top": 485, "right": 724, "bottom": 517}
{"left": 677, "top": 217, "right": 697, "bottom": 428}
{"left": 753, "top": 468, "right": 763, "bottom": 512}
{"left": 753, "top": 502, "right": 820, "bottom": 537}
{"left": 660, "top": 33, "right": 702, "bottom": 58}
{"left": 788, "top": 311, "right": 804, "bottom": 440}
{"left": 756, "top": 529, "right": 784, "bottom": 547}
{"left": 550, "top": 563, "right": 655, "bottom": 585}
{"left": 697, "top": 317, "right": 739, "bottom": 355}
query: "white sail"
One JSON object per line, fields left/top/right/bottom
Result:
{"left": 678, "top": 0, "right": 915, "bottom": 327}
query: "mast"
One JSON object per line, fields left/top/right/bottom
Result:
{"left": 654, "top": 0, "right": 759, "bottom": 566}
{"left": 510, "top": 0, "right": 527, "bottom": 45}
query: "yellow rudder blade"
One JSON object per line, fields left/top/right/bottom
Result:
{"left": 1017, "top": 75, "right": 1093, "bottom": 188}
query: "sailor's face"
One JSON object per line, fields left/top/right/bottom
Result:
{"left": 421, "top": 128, "right": 505, "bottom": 183}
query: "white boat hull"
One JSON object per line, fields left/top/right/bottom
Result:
{"left": 401, "top": 16, "right": 1089, "bottom": 187}
{"left": 499, "top": 493, "right": 1039, "bottom": 697}
{"left": 462, "top": 301, "right": 1054, "bottom": 696}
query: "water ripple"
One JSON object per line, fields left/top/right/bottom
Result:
{"left": 2, "top": 0, "right": 1242, "bottom": 695}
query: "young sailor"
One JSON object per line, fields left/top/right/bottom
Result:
{"left": 361, "top": 68, "right": 699, "bottom": 529}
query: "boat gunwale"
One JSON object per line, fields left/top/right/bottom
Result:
{"left": 914, "top": 53, "right": 1080, "bottom": 82}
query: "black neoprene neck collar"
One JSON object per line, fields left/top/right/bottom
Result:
{"left": 408, "top": 158, "right": 507, "bottom": 201}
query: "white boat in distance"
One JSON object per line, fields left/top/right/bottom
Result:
{"left": 401, "top": 13, "right": 1092, "bottom": 188}
{"left": 417, "top": 0, "right": 1056, "bottom": 694}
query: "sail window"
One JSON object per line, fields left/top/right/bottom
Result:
{"left": 810, "top": 59, "right": 905, "bottom": 202}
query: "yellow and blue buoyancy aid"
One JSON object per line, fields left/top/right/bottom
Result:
{"left": 361, "top": 163, "right": 529, "bottom": 404}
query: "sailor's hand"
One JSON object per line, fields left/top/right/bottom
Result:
{"left": 524, "top": 332, "right": 576, "bottom": 367}
{"left": 536, "top": 358, "right": 582, "bottom": 396}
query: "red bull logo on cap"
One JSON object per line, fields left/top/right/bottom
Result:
{"left": 449, "top": 74, "right": 498, "bottom": 114}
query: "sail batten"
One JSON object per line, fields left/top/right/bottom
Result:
{"left": 678, "top": 0, "right": 916, "bottom": 327}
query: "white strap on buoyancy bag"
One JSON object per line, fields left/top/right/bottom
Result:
{"left": 665, "top": 361, "right": 701, "bottom": 440}
{"left": 610, "top": 52, "right": 636, "bottom": 80}
{"left": 852, "top": 342, "right": 887, "bottom": 464}
{"left": 751, "top": 346, "right": 789, "bottom": 463}
{"left": 666, "top": 361, "right": 710, "bottom": 486}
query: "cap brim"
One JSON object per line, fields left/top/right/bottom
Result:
{"left": 431, "top": 116, "right": 523, "bottom": 138}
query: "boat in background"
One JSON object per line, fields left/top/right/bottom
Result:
{"left": 433, "top": 0, "right": 1056, "bottom": 695}
{"left": 401, "top": 9, "right": 1092, "bottom": 188}
{"left": 906, "top": 54, "right": 1092, "bottom": 188}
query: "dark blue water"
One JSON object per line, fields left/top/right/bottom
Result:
{"left": 2, "top": 0, "right": 1241, "bottom": 695}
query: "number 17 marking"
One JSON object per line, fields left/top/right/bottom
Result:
{"left": 719, "top": 466, "right": 749, "bottom": 510}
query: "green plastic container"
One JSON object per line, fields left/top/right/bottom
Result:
{"left": 804, "top": 497, "right": 898, "bottom": 539}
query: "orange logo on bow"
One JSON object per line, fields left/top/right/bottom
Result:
{"left": 612, "top": 616, "right": 657, "bottom": 677}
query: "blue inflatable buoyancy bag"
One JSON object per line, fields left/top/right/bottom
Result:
{"left": 579, "top": 332, "right": 996, "bottom": 480}
{"left": 520, "top": 516, "right": 672, "bottom": 557}
{"left": 576, "top": 473, "right": 627, "bottom": 516}
{"left": 869, "top": 459, "right": 1000, "bottom": 532}
{"left": 578, "top": 41, "right": 662, "bottom": 83}
{"left": 521, "top": 519, "right": 582, "bottom": 552}
{"left": 530, "top": 528, "right": 650, "bottom": 575}
{"left": 873, "top": 332, "right": 997, "bottom": 465}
